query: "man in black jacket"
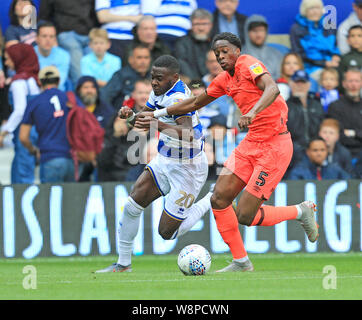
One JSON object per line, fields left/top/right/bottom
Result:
{"left": 327, "top": 68, "right": 362, "bottom": 158}
{"left": 174, "top": 8, "right": 213, "bottom": 81}
{"left": 100, "top": 44, "right": 151, "bottom": 109}
{"left": 286, "top": 70, "right": 325, "bottom": 168}
{"left": 39, "top": 0, "right": 99, "bottom": 87}
{"left": 210, "top": 0, "right": 247, "bottom": 45}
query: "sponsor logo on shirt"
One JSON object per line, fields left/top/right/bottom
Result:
{"left": 249, "top": 63, "right": 264, "bottom": 75}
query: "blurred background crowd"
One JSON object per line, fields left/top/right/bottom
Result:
{"left": 0, "top": 0, "right": 361, "bottom": 185}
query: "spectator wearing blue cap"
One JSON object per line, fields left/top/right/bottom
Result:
{"left": 337, "top": 0, "right": 362, "bottom": 55}
{"left": 286, "top": 69, "right": 325, "bottom": 169}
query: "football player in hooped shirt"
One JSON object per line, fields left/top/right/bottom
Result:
{"left": 137, "top": 33, "right": 319, "bottom": 272}
{"left": 95, "top": 55, "right": 212, "bottom": 273}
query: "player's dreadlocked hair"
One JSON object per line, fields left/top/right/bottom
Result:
{"left": 153, "top": 55, "right": 180, "bottom": 74}
{"left": 212, "top": 32, "right": 242, "bottom": 50}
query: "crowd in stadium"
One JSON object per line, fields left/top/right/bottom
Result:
{"left": 0, "top": 0, "right": 361, "bottom": 184}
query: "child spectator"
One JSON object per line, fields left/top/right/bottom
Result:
{"left": 277, "top": 53, "right": 305, "bottom": 100}
{"left": 318, "top": 68, "right": 340, "bottom": 113}
{"left": 5, "top": 0, "right": 37, "bottom": 48}
{"left": 318, "top": 118, "right": 354, "bottom": 176}
{"left": 339, "top": 25, "right": 362, "bottom": 76}
{"left": 276, "top": 52, "right": 319, "bottom": 100}
{"left": 81, "top": 28, "right": 122, "bottom": 88}
{"left": 288, "top": 137, "right": 350, "bottom": 180}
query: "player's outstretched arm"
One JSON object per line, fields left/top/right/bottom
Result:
{"left": 164, "top": 92, "right": 216, "bottom": 116}
{"left": 136, "top": 92, "right": 216, "bottom": 122}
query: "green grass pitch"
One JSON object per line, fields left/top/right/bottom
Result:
{"left": 1, "top": 253, "right": 361, "bottom": 300}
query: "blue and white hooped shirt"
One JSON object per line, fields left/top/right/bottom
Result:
{"left": 95, "top": 0, "right": 154, "bottom": 40}
{"left": 146, "top": 79, "right": 204, "bottom": 160}
{"left": 153, "top": 0, "right": 197, "bottom": 37}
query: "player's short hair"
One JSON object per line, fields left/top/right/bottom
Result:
{"left": 89, "top": 28, "right": 109, "bottom": 42}
{"left": 319, "top": 118, "right": 340, "bottom": 131}
{"left": 307, "top": 136, "right": 326, "bottom": 149}
{"left": 212, "top": 32, "right": 242, "bottom": 50}
{"left": 348, "top": 24, "right": 362, "bottom": 36}
{"left": 320, "top": 67, "right": 339, "bottom": 84}
{"left": 153, "top": 55, "right": 180, "bottom": 74}
{"left": 37, "top": 21, "right": 56, "bottom": 34}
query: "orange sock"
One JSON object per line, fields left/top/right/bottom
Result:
{"left": 212, "top": 205, "right": 247, "bottom": 259}
{"left": 251, "top": 205, "right": 298, "bottom": 226}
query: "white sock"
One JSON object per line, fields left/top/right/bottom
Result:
{"left": 117, "top": 196, "right": 144, "bottom": 266}
{"left": 234, "top": 256, "right": 249, "bottom": 263}
{"left": 172, "top": 192, "right": 212, "bottom": 239}
{"left": 296, "top": 204, "right": 302, "bottom": 220}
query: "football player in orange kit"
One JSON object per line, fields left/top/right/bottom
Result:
{"left": 136, "top": 32, "right": 318, "bottom": 272}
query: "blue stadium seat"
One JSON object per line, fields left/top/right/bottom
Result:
{"left": 267, "top": 43, "right": 290, "bottom": 55}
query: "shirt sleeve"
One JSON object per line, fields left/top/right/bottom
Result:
{"left": 4, "top": 26, "right": 18, "bottom": 42}
{"left": 57, "top": 49, "right": 71, "bottom": 90}
{"left": 146, "top": 92, "right": 156, "bottom": 110}
{"left": 95, "top": 0, "right": 110, "bottom": 11}
{"left": 169, "top": 92, "right": 194, "bottom": 119}
{"left": 2, "top": 80, "right": 29, "bottom": 133}
{"left": 206, "top": 73, "right": 227, "bottom": 98}
{"left": 21, "top": 100, "right": 35, "bottom": 125}
{"left": 242, "top": 56, "right": 269, "bottom": 85}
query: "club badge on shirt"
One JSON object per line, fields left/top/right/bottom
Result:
{"left": 173, "top": 98, "right": 184, "bottom": 104}
{"left": 249, "top": 63, "right": 264, "bottom": 75}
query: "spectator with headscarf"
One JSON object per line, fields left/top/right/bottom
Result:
{"left": 0, "top": 43, "right": 40, "bottom": 183}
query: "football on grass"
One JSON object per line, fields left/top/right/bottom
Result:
{"left": 177, "top": 244, "right": 211, "bottom": 276}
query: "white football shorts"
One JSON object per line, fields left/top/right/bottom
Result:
{"left": 145, "top": 152, "right": 208, "bottom": 221}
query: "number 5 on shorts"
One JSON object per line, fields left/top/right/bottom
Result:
{"left": 175, "top": 191, "right": 195, "bottom": 208}
{"left": 256, "top": 171, "right": 268, "bottom": 186}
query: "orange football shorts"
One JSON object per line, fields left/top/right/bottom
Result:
{"left": 224, "top": 132, "right": 293, "bottom": 200}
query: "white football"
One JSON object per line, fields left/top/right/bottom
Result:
{"left": 177, "top": 244, "right": 211, "bottom": 276}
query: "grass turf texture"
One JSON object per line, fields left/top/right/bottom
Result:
{"left": 1, "top": 253, "right": 361, "bottom": 300}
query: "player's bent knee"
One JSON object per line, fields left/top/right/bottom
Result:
{"left": 158, "top": 225, "right": 175, "bottom": 240}
{"left": 211, "top": 191, "right": 230, "bottom": 210}
{"left": 236, "top": 211, "right": 254, "bottom": 226}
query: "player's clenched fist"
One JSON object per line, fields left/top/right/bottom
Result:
{"left": 238, "top": 110, "right": 256, "bottom": 130}
{"left": 118, "top": 106, "right": 134, "bottom": 119}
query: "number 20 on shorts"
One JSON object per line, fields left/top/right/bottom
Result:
{"left": 175, "top": 191, "right": 195, "bottom": 208}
